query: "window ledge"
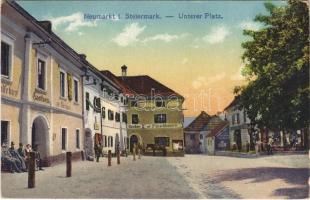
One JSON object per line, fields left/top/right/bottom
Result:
{"left": 35, "top": 87, "right": 47, "bottom": 95}
{"left": 1, "top": 77, "right": 12, "bottom": 85}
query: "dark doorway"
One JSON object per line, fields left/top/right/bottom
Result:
{"left": 234, "top": 130, "right": 242, "bottom": 151}
{"left": 130, "top": 135, "right": 138, "bottom": 153}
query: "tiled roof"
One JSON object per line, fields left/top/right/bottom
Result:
{"left": 101, "top": 70, "right": 136, "bottom": 96}
{"left": 117, "top": 75, "right": 184, "bottom": 99}
{"left": 207, "top": 121, "right": 229, "bottom": 137}
{"left": 184, "top": 111, "right": 211, "bottom": 131}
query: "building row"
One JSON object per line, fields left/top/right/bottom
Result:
{"left": 1, "top": 0, "right": 185, "bottom": 166}
{"left": 184, "top": 97, "right": 308, "bottom": 154}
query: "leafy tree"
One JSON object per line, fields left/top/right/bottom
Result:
{"left": 234, "top": 0, "right": 309, "bottom": 146}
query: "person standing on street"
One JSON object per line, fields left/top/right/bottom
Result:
{"left": 94, "top": 143, "right": 100, "bottom": 162}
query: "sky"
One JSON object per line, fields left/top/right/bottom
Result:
{"left": 18, "top": 0, "right": 285, "bottom": 117}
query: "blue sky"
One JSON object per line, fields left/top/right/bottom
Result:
{"left": 18, "top": 0, "right": 286, "bottom": 116}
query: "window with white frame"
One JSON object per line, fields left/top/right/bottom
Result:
{"left": 37, "top": 59, "right": 46, "bottom": 90}
{"left": 61, "top": 128, "right": 67, "bottom": 150}
{"left": 74, "top": 78, "right": 79, "bottom": 102}
{"left": 60, "top": 71, "right": 66, "bottom": 98}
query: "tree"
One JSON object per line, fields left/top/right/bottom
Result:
{"left": 234, "top": 0, "right": 309, "bottom": 147}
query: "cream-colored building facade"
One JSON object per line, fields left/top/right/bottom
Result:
{"left": 1, "top": 1, "right": 85, "bottom": 165}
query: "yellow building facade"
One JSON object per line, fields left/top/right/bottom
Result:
{"left": 1, "top": 1, "right": 85, "bottom": 165}
{"left": 127, "top": 99, "right": 184, "bottom": 154}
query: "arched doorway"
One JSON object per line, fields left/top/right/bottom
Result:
{"left": 130, "top": 135, "right": 139, "bottom": 153}
{"left": 84, "top": 129, "right": 93, "bottom": 156}
{"left": 31, "top": 115, "right": 49, "bottom": 158}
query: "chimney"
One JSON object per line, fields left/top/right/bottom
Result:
{"left": 38, "top": 21, "right": 52, "bottom": 33}
{"left": 121, "top": 65, "right": 127, "bottom": 78}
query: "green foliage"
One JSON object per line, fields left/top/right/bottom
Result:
{"left": 235, "top": 0, "right": 309, "bottom": 131}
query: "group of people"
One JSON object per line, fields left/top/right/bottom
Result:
{"left": 1, "top": 141, "right": 44, "bottom": 173}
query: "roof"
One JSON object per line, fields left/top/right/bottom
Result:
{"left": 7, "top": 1, "right": 84, "bottom": 69}
{"left": 207, "top": 121, "right": 229, "bottom": 137}
{"left": 118, "top": 75, "right": 184, "bottom": 99}
{"left": 184, "top": 111, "right": 211, "bottom": 132}
{"left": 223, "top": 96, "right": 240, "bottom": 111}
{"left": 101, "top": 70, "right": 136, "bottom": 96}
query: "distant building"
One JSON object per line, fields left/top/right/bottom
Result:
{"left": 184, "top": 111, "right": 224, "bottom": 154}
{"left": 184, "top": 111, "right": 211, "bottom": 153}
{"left": 82, "top": 59, "right": 127, "bottom": 157}
{"left": 223, "top": 97, "right": 252, "bottom": 151}
{"left": 103, "top": 66, "right": 185, "bottom": 155}
{"left": 206, "top": 121, "right": 230, "bottom": 154}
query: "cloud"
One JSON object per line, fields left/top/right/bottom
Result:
{"left": 142, "top": 33, "right": 187, "bottom": 43}
{"left": 239, "top": 20, "right": 261, "bottom": 31}
{"left": 192, "top": 73, "right": 226, "bottom": 89}
{"left": 203, "top": 26, "right": 230, "bottom": 44}
{"left": 50, "top": 12, "right": 97, "bottom": 32}
{"left": 112, "top": 23, "right": 146, "bottom": 47}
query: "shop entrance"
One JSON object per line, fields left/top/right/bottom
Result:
{"left": 234, "top": 130, "right": 242, "bottom": 151}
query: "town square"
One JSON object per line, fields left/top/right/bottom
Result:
{"left": 1, "top": 0, "right": 309, "bottom": 199}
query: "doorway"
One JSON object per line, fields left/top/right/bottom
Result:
{"left": 31, "top": 116, "right": 49, "bottom": 158}
{"left": 130, "top": 135, "right": 138, "bottom": 153}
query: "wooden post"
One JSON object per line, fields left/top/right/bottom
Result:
{"left": 133, "top": 146, "right": 136, "bottom": 161}
{"left": 108, "top": 150, "right": 111, "bottom": 166}
{"left": 66, "top": 152, "right": 72, "bottom": 177}
{"left": 117, "top": 150, "right": 120, "bottom": 165}
{"left": 81, "top": 150, "right": 85, "bottom": 161}
{"left": 28, "top": 152, "right": 35, "bottom": 188}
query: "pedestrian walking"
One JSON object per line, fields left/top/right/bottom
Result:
{"left": 94, "top": 143, "right": 101, "bottom": 162}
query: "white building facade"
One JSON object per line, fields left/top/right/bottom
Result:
{"left": 83, "top": 64, "right": 127, "bottom": 157}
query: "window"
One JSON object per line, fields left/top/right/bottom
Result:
{"left": 60, "top": 71, "right": 66, "bottom": 97}
{"left": 1, "top": 42, "right": 11, "bottom": 78}
{"left": 102, "top": 107, "right": 106, "bottom": 118}
{"left": 190, "top": 134, "right": 195, "bottom": 140}
{"left": 61, "top": 128, "right": 67, "bottom": 150}
{"left": 200, "top": 134, "right": 203, "bottom": 140}
{"left": 37, "top": 59, "right": 46, "bottom": 90}
{"left": 85, "top": 92, "right": 90, "bottom": 110}
{"left": 122, "top": 113, "right": 127, "bottom": 123}
{"left": 115, "top": 112, "right": 120, "bottom": 122}
{"left": 76, "top": 129, "right": 80, "bottom": 149}
{"left": 121, "top": 97, "right": 123, "bottom": 103}
{"left": 103, "top": 135, "right": 107, "bottom": 147}
{"left": 232, "top": 114, "right": 235, "bottom": 125}
{"left": 111, "top": 136, "right": 113, "bottom": 147}
{"left": 131, "top": 100, "right": 137, "bottom": 107}
{"left": 154, "top": 137, "right": 170, "bottom": 147}
{"left": 107, "top": 136, "right": 113, "bottom": 147}
{"left": 108, "top": 110, "right": 114, "bottom": 120}
{"left": 93, "top": 97, "right": 101, "bottom": 113}
{"left": 1, "top": 121, "right": 9, "bottom": 145}
{"left": 236, "top": 113, "right": 240, "bottom": 124}
{"left": 156, "top": 100, "right": 165, "bottom": 107}
{"left": 154, "top": 114, "right": 167, "bottom": 123}
{"left": 243, "top": 110, "right": 247, "bottom": 123}
{"left": 132, "top": 114, "right": 139, "bottom": 124}
{"left": 74, "top": 79, "right": 79, "bottom": 102}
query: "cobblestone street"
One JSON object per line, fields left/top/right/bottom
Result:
{"left": 1, "top": 154, "right": 308, "bottom": 199}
